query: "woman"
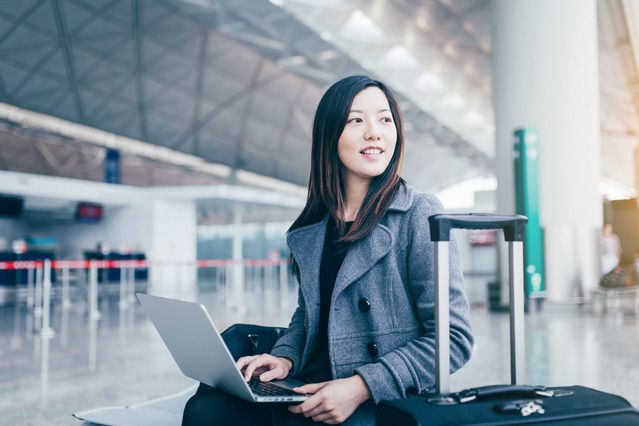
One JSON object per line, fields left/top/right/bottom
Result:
{"left": 182, "top": 75, "right": 473, "bottom": 425}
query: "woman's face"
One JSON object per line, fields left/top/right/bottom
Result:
{"left": 337, "top": 86, "right": 397, "bottom": 185}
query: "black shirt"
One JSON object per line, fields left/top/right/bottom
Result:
{"left": 297, "top": 216, "right": 352, "bottom": 383}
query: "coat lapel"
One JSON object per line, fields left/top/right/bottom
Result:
{"left": 331, "top": 223, "right": 393, "bottom": 302}
{"left": 331, "top": 181, "right": 412, "bottom": 300}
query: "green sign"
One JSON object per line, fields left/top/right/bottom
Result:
{"left": 513, "top": 128, "right": 545, "bottom": 297}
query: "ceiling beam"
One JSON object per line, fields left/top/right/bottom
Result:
{"left": 0, "top": 0, "right": 47, "bottom": 47}
{"left": 169, "top": 67, "right": 285, "bottom": 149}
{"left": 10, "top": 46, "right": 59, "bottom": 98}
{"left": 51, "top": 0, "right": 86, "bottom": 122}
{"left": 217, "top": 2, "right": 337, "bottom": 77}
{"left": 234, "top": 59, "right": 264, "bottom": 169}
{"left": 0, "top": 71, "right": 9, "bottom": 102}
{"left": 191, "top": 25, "right": 209, "bottom": 155}
{"left": 132, "top": 0, "right": 149, "bottom": 140}
{"left": 273, "top": 82, "right": 306, "bottom": 179}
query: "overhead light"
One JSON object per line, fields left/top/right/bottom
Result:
{"left": 415, "top": 15, "right": 429, "bottom": 30}
{"left": 463, "top": 63, "right": 474, "bottom": 76}
{"left": 318, "top": 49, "right": 338, "bottom": 60}
{"left": 442, "top": 93, "right": 466, "bottom": 109}
{"left": 415, "top": 71, "right": 444, "bottom": 92}
{"left": 463, "top": 110, "right": 483, "bottom": 125}
{"left": 276, "top": 55, "right": 307, "bottom": 67}
{"left": 463, "top": 21, "right": 474, "bottom": 32}
{"left": 380, "top": 45, "right": 419, "bottom": 70}
{"left": 338, "top": 10, "right": 386, "bottom": 43}
{"left": 443, "top": 44, "right": 456, "bottom": 57}
{"left": 320, "top": 31, "right": 333, "bottom": 41}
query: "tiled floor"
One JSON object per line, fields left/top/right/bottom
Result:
{"left": 1, "top": 278, "right": 638, "bottom": 425}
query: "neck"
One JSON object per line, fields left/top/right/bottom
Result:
{"left": 343, "top": 174, "right": 371, "bottom": 221}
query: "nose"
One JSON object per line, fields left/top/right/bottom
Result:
{"left": 364, "top": 122, "right": 382, "bottom": 141}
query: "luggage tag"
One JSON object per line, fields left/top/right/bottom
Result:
{"left": 494, "top": 399, "right": 545, "bottom": 417}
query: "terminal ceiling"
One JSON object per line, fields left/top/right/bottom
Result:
{"left": 0, "top": 0, "right": 637, "bottom": 194}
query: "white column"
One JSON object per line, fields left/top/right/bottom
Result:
{"left": 149, "top": 200, "right": 198, "bottom": 296}
{"left": 492, "top": 0, "right": 601, "bottom": 301}
{"left": 229, "top": 206, "right": 246, "bottom": 312}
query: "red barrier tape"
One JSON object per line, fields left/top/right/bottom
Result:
{"left": 0, "top": 258, "right": 288, "bottom": 270}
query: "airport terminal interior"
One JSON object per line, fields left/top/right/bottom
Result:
{"left": 1, "top": 0, "right": 639, "bottom": 425}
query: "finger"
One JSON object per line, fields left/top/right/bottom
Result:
{"left": 246, "top": 356, "right": 280, "bottom": 381}
{"left": 236, "top": 355, "right": 258, "bottom": 371}
{"left": 288, "top": 393, "right": 323, "bottom": 415}
{"left": 312, "top": 412, "right": 335, "bottom": 423}
{"left": 259, "top": 366, "right": 283, "bottom": 382}
{"left": 305, "top": 403, "right": 332, "bottom": 418}
{"left": 243, "top": 359, "right": 265, "bottom": 381}
{"left": 293, "top": 381, "right": 328, "bottom": 394}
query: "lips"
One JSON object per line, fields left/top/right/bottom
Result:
{"left": 359, "top": 146, "right": 384, "bottom": 155}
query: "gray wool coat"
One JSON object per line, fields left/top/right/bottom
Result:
{"left": 270, "top": 181, "right": 474, "bottom": 426}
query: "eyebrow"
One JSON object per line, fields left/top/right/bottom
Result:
{"left": 349, "top": 109, "right": 390, "bottom": 113}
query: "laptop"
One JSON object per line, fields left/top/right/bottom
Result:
{"left": 136, "top": 293, "right": 309, "bottom": 403}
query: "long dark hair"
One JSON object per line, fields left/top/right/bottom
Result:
{"left": 289, "top": 75, "right": 405, "bottom": 257}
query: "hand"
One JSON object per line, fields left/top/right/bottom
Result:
{"left": 288, "top": 375, "right": 371, "bottom": 424}
{"left": 236, "top": 354, "right": 292, "bottom": 382}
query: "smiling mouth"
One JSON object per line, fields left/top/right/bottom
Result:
{"left": 360, "top": 148, "right": 384, "bottom": 155}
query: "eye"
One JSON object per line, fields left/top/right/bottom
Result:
{"left": 348, "top": 117, "right": 363, "bottom": 124}
{"left": 381, "top": 117, "right": 393, "bottom": 123}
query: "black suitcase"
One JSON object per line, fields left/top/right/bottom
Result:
{"left": 376, "top": 214, "right": 639, "bottom": 425}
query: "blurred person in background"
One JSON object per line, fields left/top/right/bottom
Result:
{"left": 601, "top": 224, "right": 621, "bottom": 275}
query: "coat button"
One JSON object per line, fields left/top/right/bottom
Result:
{"left": 406, "top": 386, "right": 418, "bottom": 396}
{"left": 367, "top": 341, "right": 379, "bottom": 357}
{"left": 358, "top": 297, "right": 371, "bottom": 313}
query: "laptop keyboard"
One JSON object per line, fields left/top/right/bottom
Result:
{"left": 249, "top": 379, "right": 300, "bottom": 397}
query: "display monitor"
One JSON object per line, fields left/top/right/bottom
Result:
{"left": 75, "top": 202, "right": 103, "bottom": 223}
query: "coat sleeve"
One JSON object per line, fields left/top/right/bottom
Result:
{"left": 355, "top": 193, "right": 474, "bottom": 403}
{"left": 270, "top": 285, "right": 306, "bottom": 377}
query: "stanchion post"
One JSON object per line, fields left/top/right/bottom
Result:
{"left": 88, "top": 260, "right": 99, "bottom": 372}
{"left": 118, "top": 265, "right": 127, "bottom": 343}
{"left": 34, "top": 264, "right": 43, "bottom": 326}
{"left": 89, "top": 261, "right": 100, "bottom": 321}
{"left": 27, "top": 266, "right": 34, "bottom": 309}
{"left": 128, "top": 264, "right": 135, "bottom": 304}
{"left": 40, "top": 259, "right": 55, "bottom": 407}
{"left": 40, "top": 260, "right": 55, "bottom": 338}
{"left": 61, "top": 266, "right": 71, "bottom": 309}
{"left": 215, "top": 265, "right": 221, "bottom": 291}
{"left": 128, "top": 266, "right": 135, "bottom": 332}
{"left": 119, "top": 266, "right": 127, "bottom": 310}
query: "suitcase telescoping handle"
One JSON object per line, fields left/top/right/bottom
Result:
{"left": 428, "top": 214, "right": 528, "bottom": 397}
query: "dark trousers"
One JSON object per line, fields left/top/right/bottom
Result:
{"left": 182, "top": 383, "right": 316, "bottom": 426}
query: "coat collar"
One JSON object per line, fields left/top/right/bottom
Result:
{"left": 331, "top": 223, "right": 393, "bottom": 298}
{"left": 286, "top": 181, "right": 413, "bottom": 299}
{"left": 386, "top": 179, "right": 413, "bottom": 212}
